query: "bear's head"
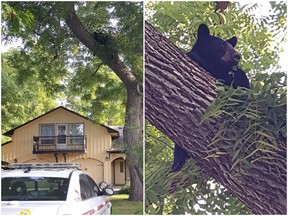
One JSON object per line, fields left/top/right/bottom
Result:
{"left": 188, "top": 24, "right": 241, "bottom": 72}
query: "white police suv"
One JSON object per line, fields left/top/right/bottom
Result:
{"left": 1, "top": 163, "right": 113, "bottom": 215}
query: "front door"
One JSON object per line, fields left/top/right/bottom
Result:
{"left": 57, "top": 124, "right": 67, "bottom": 149}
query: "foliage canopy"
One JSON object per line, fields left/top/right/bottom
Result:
{"left": 1, "top": 1, "right": 143, "bottom": 127}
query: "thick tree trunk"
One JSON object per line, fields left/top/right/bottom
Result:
{"left": 65, "top": 3, "right": 143, "bottom": 201}
{"left": 124, "top": 87, "right": 143, "bottom": 201}
{"left": 145, "top": 21, "right": 286, "bottom": 214}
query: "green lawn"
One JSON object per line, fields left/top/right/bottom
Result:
{"left": 109, "top": 194, "right": 143, "bottom": 215}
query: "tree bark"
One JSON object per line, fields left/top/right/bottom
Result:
{"left": 145, "top": 21, "right": 286, "bottom": 214}
{"left": 65, "top": 3, "right": 143, "bottom": 201}
{"left": 124, "top": 86, "right": 143, "bottom": 201}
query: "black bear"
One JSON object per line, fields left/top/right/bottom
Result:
{"left": 187, "top": 24, "right": 249, "bottom": 89}
{"left": 93, "top": 31, "right": 112, "bottom": 44}
{"left": 171, "top": 24, "right": 249, "bottom": 172}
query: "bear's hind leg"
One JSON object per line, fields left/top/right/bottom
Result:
{"left": 171, "top": 144, "right": 189, "bottom": 172}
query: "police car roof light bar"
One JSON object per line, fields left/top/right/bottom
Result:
{"left": 8, "top": 163, "right": 81, "bottom": 169}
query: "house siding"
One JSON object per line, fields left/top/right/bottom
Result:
{"left": 1, "top": 107, "right": 121, "bottom": 185}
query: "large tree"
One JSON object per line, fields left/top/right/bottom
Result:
{"left": 2, "top": 2, "right": 143, "bottom": 201}
{"left": 145, "top": 1, "right": 286, "bottom": 214}
{"left": 145, "top": 20, "right": 286, "bottom": 214}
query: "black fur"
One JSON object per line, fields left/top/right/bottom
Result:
{"left": 171, "top": 24, "right": 249, "bottom": 172}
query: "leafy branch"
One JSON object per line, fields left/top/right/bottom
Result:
{"left": 201, "top": 72, "right": 286, "bottom": 174}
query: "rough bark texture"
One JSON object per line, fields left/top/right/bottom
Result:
{"left": 65, "top": 3, "right": 143, "bottom": 201}
{"left": 124, "top": 86, "right": 143, "bottom": 201}
{"left": 145, "top": 21, "right": 286, "bottom": 214}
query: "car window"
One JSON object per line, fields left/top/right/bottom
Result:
{"left": 85, "top": 175, "right": 100, "bottom": 195}
{"left": 1, "top": 177, "right": 69, "bottom": 201}
{"left": 79, "top": 174, "right": 96, "bottom": 200}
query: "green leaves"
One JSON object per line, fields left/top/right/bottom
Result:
{"left": 2, "top": 3, "right": 35, "bottom": 37}
{"left": 201, "top": 72, "right": 286, "bottom": 173}
{"left": 1, "top": 51, "right": 57, "bottom": 143}
{"left": 66, "top": 60, "right": 126, "bottom": 125}
{"left": 145, "top": 123, "right": 251, "bottom": 214}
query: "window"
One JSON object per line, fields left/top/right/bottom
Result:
{"left": 1, "top": 177, "right": 68, "bottom": 201}
{"left": 69, "top": 124, "right": 84, "bottom": 135}
{"left": 120, "top": 162, "right": 124, "bottom": 173}
{"left": 40, "top": 124, "right": 54, "bottom": 144}
{"left": 69, "top": 124, "right": 84, "bottom": 144}
{"left": 86, "top": 175, "right": 100, "bottom": 195}
{"left": 79, "top": 174, "right": 96, "bottom": 200}
{"left": 38, "top": 123, "right": 85, "bottom": 145}
{"left": 40, "top": 124, "right": 54, "bottom": 136}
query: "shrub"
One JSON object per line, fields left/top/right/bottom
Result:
{"left": 118, "top": 178, "right": 130, "bottom": 194}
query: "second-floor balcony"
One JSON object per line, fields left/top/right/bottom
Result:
{"left": 33, "top": 135, "right": 87, "bottom": 154}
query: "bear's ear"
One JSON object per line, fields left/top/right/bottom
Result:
{"left": 226, "top": 36, "right": 238, "bottom": 47}
{"left": 197, "top": 24, "right": 210, "bottom": 39}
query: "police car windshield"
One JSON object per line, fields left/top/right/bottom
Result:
{"left": 2, "top": 177, "right": 69, "bottom": 201}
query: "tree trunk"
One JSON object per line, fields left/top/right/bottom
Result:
{"left": 124, "top": 86, "right": 143, "bottom": 201}
{"left": 65, "top": 3, "right": 143, "bottom": 201}
{"left": 145, "top": 21, "right": 286, "bottom": 214}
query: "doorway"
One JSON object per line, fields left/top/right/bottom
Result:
{"left": 56, "top": 124, "right": 67, "bottom": 149}
{"left": 114, "top": 158, "right": 126, "bottom": 185}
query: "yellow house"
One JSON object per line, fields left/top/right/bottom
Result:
{"left": 1, "top": 106, "right": 129, "bottom": 185}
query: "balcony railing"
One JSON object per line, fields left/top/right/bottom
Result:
{"left": 33, "top": 135, "right": 87, "bottom": 154}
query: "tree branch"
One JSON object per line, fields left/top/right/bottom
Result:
{"left": 91, "top": 63, "right": 104, "bottom": 77}
{"left": 145, "top": 21, "right": 286, "bottom": 214}
{"left": 64, "top": 2, "right": 138, "bottom": 90}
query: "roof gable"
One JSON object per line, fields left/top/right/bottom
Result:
{"left": 3, "top": 106, "right": 119, "bottom": 138}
